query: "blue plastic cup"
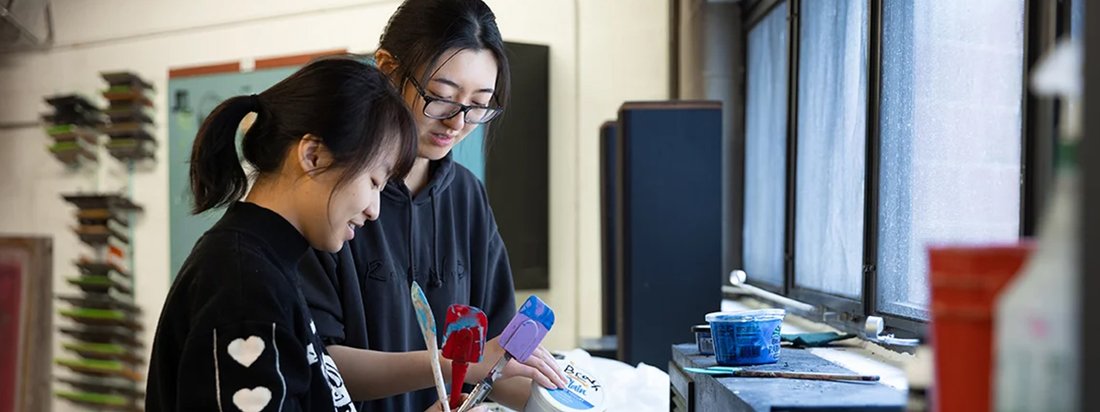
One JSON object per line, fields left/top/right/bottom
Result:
{"left": 705, "top": 309, "right": 785, "bottom": 366}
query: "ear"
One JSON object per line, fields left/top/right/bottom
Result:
{"left": 374, "top": 49, "right": 400, "bottom": 78}
{"left": 295, "top": 134, "right": 330, "bottom": 176}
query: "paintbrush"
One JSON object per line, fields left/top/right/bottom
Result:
{"left": 410, "top": 281, "right": 451, "bottom": 412}
{"left": 457, "top": 295, "right": 555, "bottom": 412}
{"left": 442, "top": 304, "right": 488, "bottom": 409}
{"left": 683, "top": 366, "right": 880, "bottom": 382}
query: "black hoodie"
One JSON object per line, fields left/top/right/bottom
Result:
{"left": 299, "top": 154, "right": 517, "bottom": 411}
{"left": 148, "top": 202, "right": 355, "bottom": 412}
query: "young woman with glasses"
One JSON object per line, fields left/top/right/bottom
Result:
{"left": 298, "top": 1, "right": 568, "bottom": 411}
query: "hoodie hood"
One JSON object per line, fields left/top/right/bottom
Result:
{"left": 382, "top": 153, "right": 457, "bottom": 288}
{"left": 383, "top": 152, "right": 456, "bottom": 204}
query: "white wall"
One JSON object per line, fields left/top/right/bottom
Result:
{"left": 574, "top": 0, "right": 670, "bottom": 342}
{"left": 0, "top": 0, "right": 666, "bottom": 409}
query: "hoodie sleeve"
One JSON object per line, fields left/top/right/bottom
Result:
{"left": 298, "top": 249, "right": 349, "bottom": 345}
{"left": 175, "top": 321, "right": 312, "bottom": 412}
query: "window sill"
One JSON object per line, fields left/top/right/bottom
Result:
{"left": 668, "top": 297, "right": 934, "bottom": 411}
{"left": 720, "top": 298, "right": 918, "bottom": 392}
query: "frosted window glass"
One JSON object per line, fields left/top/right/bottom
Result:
{"left": 1072, "top": 0, "right": 1084, "bottom": 40}
{"left": 878, "top": 0, "right": 1025, "bottom": 319}
{"left": 794, "top": 0, "right": 868, "bottom": 298}
{"left": 743, "top": 2, "right": 789, "bottom": 287}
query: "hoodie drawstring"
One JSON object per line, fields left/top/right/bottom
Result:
{"left": 406, "top": 186, "right": 415, "bottom": 285}
{"left": 429, "top": 188, "right": 443, "bottom": 288}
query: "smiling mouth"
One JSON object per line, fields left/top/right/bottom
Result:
{"left": 430, "top": 133, "right": 455, "bottom": 147}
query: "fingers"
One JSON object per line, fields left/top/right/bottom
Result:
{"left": 535, "top": 347, "right": 568, "bottom": 387}
{"left": 518, "top": 350, "right": 564, "bottom": 389}
{"left": 530, "top": 347, "right": 566, "bottom": 388}
{"left": 535, "top": 358, "right": 565, "bottom": 389}
{"left": 491, "top": 344, "right": 568, "bottom": 389}
{"left": 511, "top": 360, "right": 556, "bottom": 389}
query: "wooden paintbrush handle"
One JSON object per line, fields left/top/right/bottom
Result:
{"left": 735, "top": 370, "right": 880, "bottom": 381}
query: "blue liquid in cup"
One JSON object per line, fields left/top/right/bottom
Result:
{"left": 705, "top": 309, "right": 785, "bottom": 366}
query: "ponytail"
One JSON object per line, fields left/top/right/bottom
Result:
{"left": 188, "top": 57, "right": 418, "bottom": 215}
{"left": 189, "top": 95, "right": 259, "bottom": 214}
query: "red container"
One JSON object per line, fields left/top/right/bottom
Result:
{"left": 928, "top": 243, "right": 1033, "bottom": 412}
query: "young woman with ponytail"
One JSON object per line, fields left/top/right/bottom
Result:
{"left": 146, "top": 57, "right": 471, "bottom": 411}
{"left": 297, "top": 1, "right": 567, "bottom": 411}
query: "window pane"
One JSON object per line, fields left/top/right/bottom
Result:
{"left": 1072, "top": 0, "right": 1084, "bottom": 40}
{"left": 878, "top": 0, "right": 1025, "bottom": 319}
{"left": 794, "top": 0, "right": 868, "bottom": 298}
{"left": 743, "top": 2, "right": 789, "bottom": 287}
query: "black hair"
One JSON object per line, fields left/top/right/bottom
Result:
{"left": 189, "top": 56, "right": 418, "bottom": 214}
{"left": 379, "top": 0, "right": 511, "bottom": 109}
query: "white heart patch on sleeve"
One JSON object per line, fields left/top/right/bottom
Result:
{"left": 227, "top": 336, "right": 265, "bottom": 368}
{"left": 232, "top": 386, "right": 272, "bottom": 412}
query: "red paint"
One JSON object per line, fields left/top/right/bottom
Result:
{"left": 442, "top": 304, "right": 488, "bottom": 409}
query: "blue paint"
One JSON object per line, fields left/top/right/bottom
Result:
{"left": 546, "top": 386, "right": 595, "bottom": 410}
{"left": 443, "top": 317, "right": 485, "bottom": 337}
{"left": 410, "top": 281, "right": 437, "bottom": 336}
{"left": 705, "top": 309, "right": 785, "bottom": 366}
{"left": 445, "top": 316, "right": 481, "bottom": 330}
{"left": 518, "top": 295, "right": 555, "bottom": 329}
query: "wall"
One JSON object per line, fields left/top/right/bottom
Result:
{"left": 0, "top": 0, "right": 667, "bottom": 409}
{"left": 573, "top": 0, "right": 670, "bottom": 343}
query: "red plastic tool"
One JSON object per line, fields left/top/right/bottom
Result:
{"left": 441, "top": 304, "right": 488, "bottom": 409}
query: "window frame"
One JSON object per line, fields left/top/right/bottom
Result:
{"left": 736, "top": 0, "right": 1056, "bottom": 339}
{"left": 785, "top": 0, "right": 869, "bottom": 321}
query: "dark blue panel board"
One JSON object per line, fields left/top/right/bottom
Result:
{"left": 615, "top": 102, "right": 724, "bottom": 371}
{"left": 600, "top": 120, "right": 618, "bottom": 337}
{"left": 672, "top": 344, "right": 906, "bottom": 411}
{"left": 485, "top": 41, "right": 550, "bottom": 289}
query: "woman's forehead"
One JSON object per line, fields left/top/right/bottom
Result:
{"left": 427, "top": 48, "right": 498, "bottom": 93}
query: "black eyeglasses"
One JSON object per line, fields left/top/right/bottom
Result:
{"left": 408, "top": 77, "right": 504, "bottom": 124}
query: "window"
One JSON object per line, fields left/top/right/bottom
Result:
{"left": 877, "top": 0, "right": 1025, "bottom": 319}
{"left": 793, "top": 0, "right": 869, "bottom": 299}
{"left": 1072, "top": 0, "right": 1085, "bottom": 40}
{"left": 743, "top": 2, "right": 789, "bottom": 288}
{"left": 735, "top": 0, "right": 1045, "bottom": 334}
